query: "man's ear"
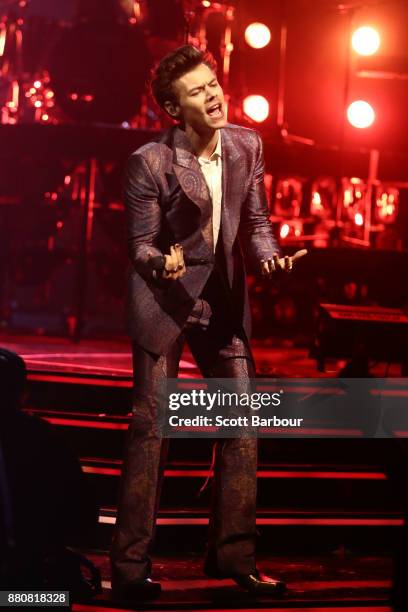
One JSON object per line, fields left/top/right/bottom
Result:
{"left": 164, "top": 101, "right": 180, "bottom": 119}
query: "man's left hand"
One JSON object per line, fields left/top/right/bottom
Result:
{"left": 260, "top": 249, "right": 308, "bottom": 277}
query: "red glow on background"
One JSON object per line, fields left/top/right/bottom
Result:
{"left": 243, "top": 95, "right": 270, "bottom": 123}
{"left": 245, "top": 22, "right": 271, "bottom": 49}
{"left": 347, "top": 100, "right": 375, "bottom": 129}
{"left": 352, "top": 26, "right": 380, "bottom": 56}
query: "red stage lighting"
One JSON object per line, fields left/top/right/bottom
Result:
{"left": 243, "top": 95, "right": 269, "bottom": 123}
{"left": 244, "top": 22, "right": 271, "bottom": 49}
{"left": 347, "top": 100, "right": 375, "bottom": 129}
{"left": 351, "top": 26, "right": 380, "bottom": 56}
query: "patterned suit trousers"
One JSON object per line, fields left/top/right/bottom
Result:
{"left": 111, "top": 264, "right": 258, "bottom": 585}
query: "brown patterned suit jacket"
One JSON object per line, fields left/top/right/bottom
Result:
{"left": 124, "top": 123, "right": 280, "bottom": 355}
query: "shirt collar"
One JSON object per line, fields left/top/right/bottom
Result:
{"left": 198, "top": 130, "right": 222, "bottom": 164}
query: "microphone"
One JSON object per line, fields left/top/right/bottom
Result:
{"left": 149, "top": 255, "right": 213, "bottom": 271}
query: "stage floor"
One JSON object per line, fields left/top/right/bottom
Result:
{"left": 73, "top": 550, "right": 392, "bottom": 611}
{"left": 0, "top": 333, "right": 353, "bottom": 379}
{"left": 0, "top": 333, "right": 403, "bottom": 381}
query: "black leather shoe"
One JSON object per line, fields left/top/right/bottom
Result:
{"left": 232, "top": 571, "right": 286, "bottom": 596}
{"left": 112, "top": 578, "right": 162, "bottom": 601}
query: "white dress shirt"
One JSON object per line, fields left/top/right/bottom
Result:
{"left": 197, "top": 131, "right": 222, "bottom": 251}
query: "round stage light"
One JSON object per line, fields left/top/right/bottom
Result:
{"left": 280, "top": 223, "right": 290, "bottom": 239}
{"left": 243, "top": 95, "right": 270, "bottom": 123}
{"left": 347, "top": 100, "right": 375, "bottom": 129}
{"left": 354, "top": 212, "right": 364, "bottom": 226}
{"left": 244, "top": 22, "right": 271, "bottom": 49}
{"left": 351, "top": 26, "right": 380, "bottom": 56}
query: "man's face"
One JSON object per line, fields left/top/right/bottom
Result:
{"left": 169, "top": 63, "right": 227, "bottom": 131}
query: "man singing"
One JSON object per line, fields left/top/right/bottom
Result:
{"left": 110, "top": 45, "right": 305, "bottom": 601}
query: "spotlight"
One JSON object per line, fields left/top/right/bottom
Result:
{"left": 352, "top": 26, "right": 380, "bottom": 56}
{"left": 243, "top": 95, "right": 269, "bottom": 123}
{"left": 347, "top": 100, "right": 375, "bottom": 129}
{"left": 244, "top": 22, "right": 271, "bottom": 49}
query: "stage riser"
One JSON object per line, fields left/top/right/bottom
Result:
{"left": 91, "top": 522, "right": 403, "bottom": 557}
{"left": 23, "top": 380, "right": 408, "bottom": 565}
{"left": 83, "top": 472, "right": 399, "bottom": 513}
{"left": 26, "top": 410, "right": 408, "bottom": 466}
{"left": 27, "top": 380, "right": 132, "bottom": 414}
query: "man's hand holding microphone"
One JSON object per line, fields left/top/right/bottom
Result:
{"left": 149, "top": 244, "right": 186, "bottom": 281}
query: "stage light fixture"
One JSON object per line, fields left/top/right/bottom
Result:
{"left": 310, "top": 177, "right": 337, "bottom": 220}
{"left": 279, "top": 220, "right": 303, "bottom": 241}
{"left": 347, "top": 100, "right": 375, "bottom": 128}
{"left": 341, "top": 177, "right": 367, "bottom": 236}
{"left": 354, "top": 212, "right": 364, "bottom": 226}
{"left": 280, "top": 223, "right": 290, "bottom": 239}
{"left": 352, "top": 26, "right": 380, "bottom": 56}
{"left": 375, "top": 186, "right": 399, "bottom": 224}
{"left": 342, "top": 178, "right": 365, "bottom": 212}
{"left": 274, "top": 178, "right": 302, "bottom": 218}
{"left": 244, "top": 22, "right": 271, "bottom": 49}
{"left": 243, "top": 95, "right": 269, "bottom": 123}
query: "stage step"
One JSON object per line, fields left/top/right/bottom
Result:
{"left": 22, "top": 376, "right": 408, "bottom": 559}
{"left": 91, "top": 505, "right": 403, "bottom": 556}
{"left": 80, "top": 457, "right": 399, "bottom": 514}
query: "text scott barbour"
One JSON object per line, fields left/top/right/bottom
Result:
{"left": 168, "top": 415, "right": 304, "bottom": 427}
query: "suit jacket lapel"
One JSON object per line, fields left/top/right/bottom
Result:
{"left": 172, "top": 127, "right": 213, "bottom": 253}
{"left": 220, "top": 127, "right": 243, "bottom": 286}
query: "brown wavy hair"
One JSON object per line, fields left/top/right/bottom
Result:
{"left": 150, "top": 45, "right": 217, "bottom": 114}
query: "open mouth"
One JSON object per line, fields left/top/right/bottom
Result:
{"left": 206, "top": 103, "right": 223, "bottom": 118}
